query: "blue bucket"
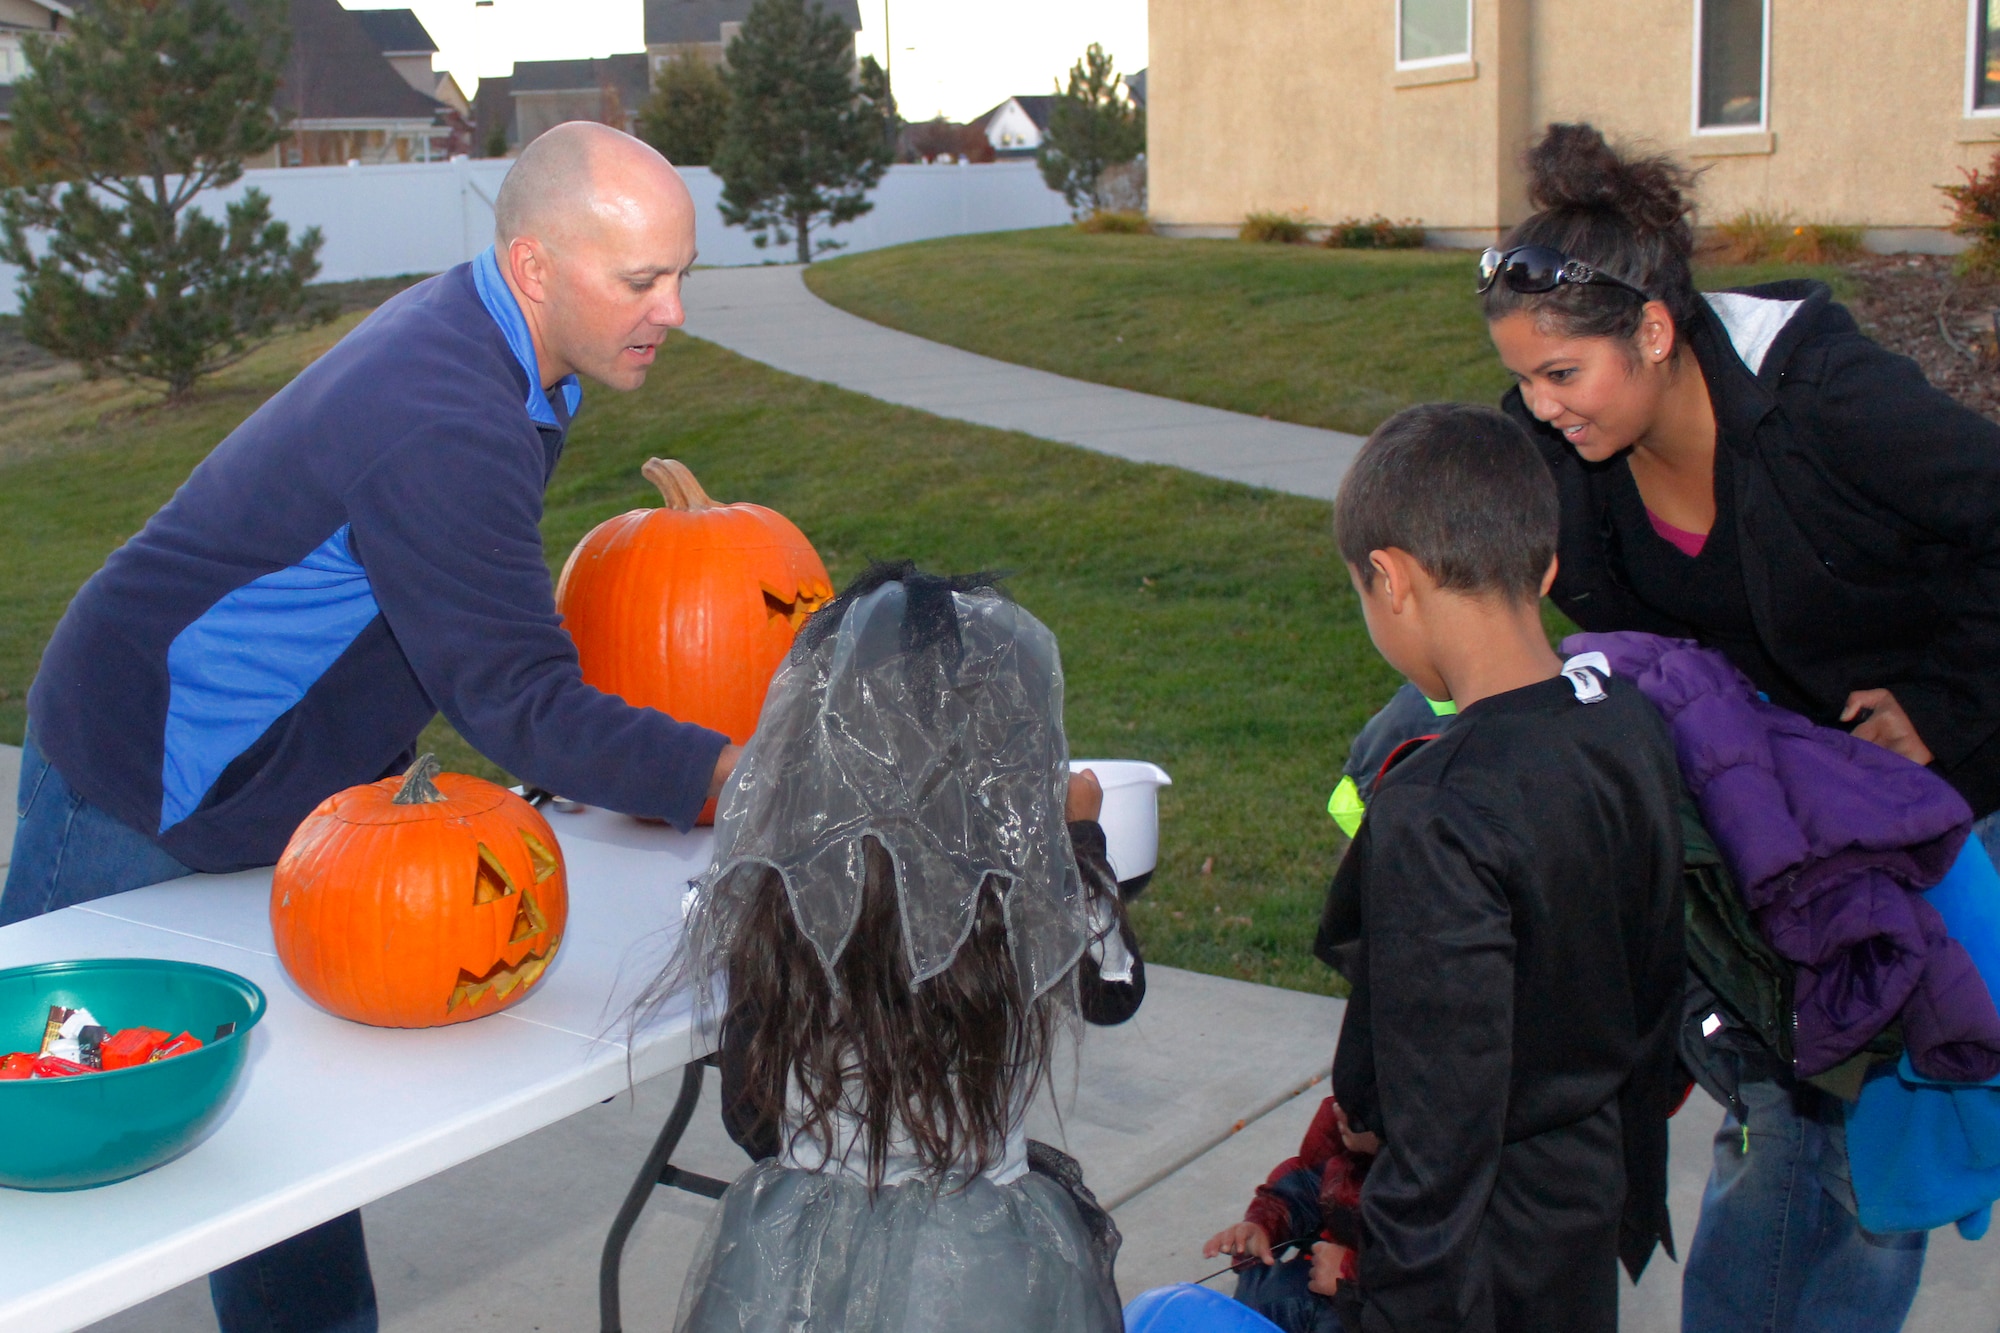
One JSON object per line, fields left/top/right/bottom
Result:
{"left": 1123, "top": 1283, "right": 1284, "bottom": 1333}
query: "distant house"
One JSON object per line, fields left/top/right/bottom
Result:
{"left": 1150, "top": 0, "right": 2000, "bottom": 247}
{"left": 975, "top": 95, "right": 1053, "bottom": 157}
{"left": 472, "top": 74, "right": 515, "bottom": 157}
{"left": 509, "top": 54, "right": 651, "bottom": 148}
{"left": 0, "top": 0, "right": 69, "bottom": 141}
{"left": 642, "top": 0, "right": 860, "bottom": 74}
{"left": 268, "top": 0, "right": 450, "bottom": 166}
{"left": 1124, "top": 68, "right": 1146, "bottom": 108}
{"left": 352, "top": 8, "right": 470, "bottom": 118}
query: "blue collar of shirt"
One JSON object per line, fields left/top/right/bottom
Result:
{"left": 472, "top": 246, "right": 582, "bottom": 429}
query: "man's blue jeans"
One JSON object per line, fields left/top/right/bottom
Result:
{"left": 2, "top": 735, "right": 380, "bottom": 1333}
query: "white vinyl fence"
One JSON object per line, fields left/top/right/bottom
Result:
{"left": 0, "top": 157, "right": 1073, "bottom": 314}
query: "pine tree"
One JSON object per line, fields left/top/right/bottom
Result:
{"left": 712, "top": 0, "right": 893, "bottom": 264}
{"left": 1038, "top": 44, "right": 1146, "bottom": 215}
{"left": 0, "top": 0, "right": 328, "bottom": 402}
{"left": 637, "top": 51, "right": 731, "bottom": 167}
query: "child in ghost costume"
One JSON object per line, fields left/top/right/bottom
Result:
{"left": 653, "top": 564, "right": 1145, "bottom": 1333}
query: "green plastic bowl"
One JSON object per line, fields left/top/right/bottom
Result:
{"left": 0, "top": 958, "right": 265, "bottom": 1190}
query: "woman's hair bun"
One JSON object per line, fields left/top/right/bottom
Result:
{"left": 1525, "top": 123, "right": 1696, "bottom": 240}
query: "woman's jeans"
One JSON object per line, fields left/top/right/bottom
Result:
{"left": 1682, "top": 1075, "right": 1925, "bottom": 1333}
{"left": 2, "top": 735, "right": 380, "bottom": 1333}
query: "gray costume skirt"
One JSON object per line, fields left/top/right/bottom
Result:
{"left": 675, "top": 1142, "right": 1124, "bottom": 1332}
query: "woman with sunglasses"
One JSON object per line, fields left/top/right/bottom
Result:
{"left": 1483, "top": 123, "right": 2000, "bottom": 1331}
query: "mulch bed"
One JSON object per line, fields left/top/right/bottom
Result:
{"left": 1839, "top": 254, "right": 2000, "bottom": 422}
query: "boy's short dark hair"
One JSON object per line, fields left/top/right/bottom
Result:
{"left": 1334, "top": 403, "right": 1558, "bottom": 601}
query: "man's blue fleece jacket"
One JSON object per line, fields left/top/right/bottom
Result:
{"left": 28, "top": 248, "right": 729, "bottom": 873}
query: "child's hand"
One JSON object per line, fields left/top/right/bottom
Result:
{"left": 1066, "top": 769, "right": 1104, "bottom": 823}
{"left": 1202, "top": 1221, "right": 1274, "bottom": 1266}
{"left": 1306, "top": 1240, "right": 1349, "bottom": 1296}
{"left": 1333, "top": 1101, "right": 1382, "bottom": 1156}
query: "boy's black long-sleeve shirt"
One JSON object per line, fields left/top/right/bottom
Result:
{"left": 1317, "top": 674, "right": 1684, "bottom": 1333}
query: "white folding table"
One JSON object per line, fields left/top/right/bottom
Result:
{"left": 0, "top": 807, "right": 716, "bottom": 1333}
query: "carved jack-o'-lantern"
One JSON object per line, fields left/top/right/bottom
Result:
{"left": 270, "top": 755, "right": 569, "bottom": 1028}
{"left": 555, "top": 458, "right": 833, "bottom": 820}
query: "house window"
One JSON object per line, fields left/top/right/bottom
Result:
{"left": 1695, "top": 0, "right": 1767, "bottom": 131}
{"left": 1974, "top": 0, "right": 2000, "bottom": 111}
{"left": 1398, "top": 0, "right": 1471, "bottom": 68}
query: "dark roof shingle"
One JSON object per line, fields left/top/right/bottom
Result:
{"left": 277, "top": 0, "right": 441, "bottom": 121}
{"left": 510, "top": 53, "right": 649, "bottom": 103}
{"left": 352, "top": 8, "right": 437, "bottom": 55}
{"left": 643, "top": 0, "right": 861, "bottom": 46}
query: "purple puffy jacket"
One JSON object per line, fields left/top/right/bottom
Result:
{"left": 1568, "top": 631, "right": 2000, "bottom": 1084}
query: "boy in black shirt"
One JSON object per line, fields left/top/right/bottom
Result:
{"left": 1317, "top": 404, "right": 1684, "bottom": 1333}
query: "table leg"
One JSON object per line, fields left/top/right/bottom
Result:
{"left": 598, "top": 1059, "right": 729, "bottom": 1333}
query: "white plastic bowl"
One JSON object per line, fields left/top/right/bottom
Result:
{"left": 1068, "top": 759, "right": 1173, "bottom": 884}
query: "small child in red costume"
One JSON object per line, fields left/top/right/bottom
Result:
{"left": 1203, "top": 1095, "right": 1378, "bottom": 1333}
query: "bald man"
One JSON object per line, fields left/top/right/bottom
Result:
{"left": 1, "top": 125, "right": 730, "bottom": 1332}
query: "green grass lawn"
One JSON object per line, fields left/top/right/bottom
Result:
{"left": 0, "top": 315, "right": 1400, "bottom": 995}
{"left": 804, "top": 228, "right": 1853, "bottom": 436}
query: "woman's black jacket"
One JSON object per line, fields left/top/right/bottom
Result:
{"left": 1504, "top": 280, "right": 2000, "bottom": 816}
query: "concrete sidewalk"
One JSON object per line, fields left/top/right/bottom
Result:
{"left": 680, "top": 264, "right": 1365, "bottom": 503}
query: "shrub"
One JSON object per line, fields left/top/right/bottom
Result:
{"left": 0, "top": 0, "right": 328, "bottom": 401}
{"left": 1241, "top": 211, "right": 1310, "bottom": 244}
{"left": 1078, "top": 210, "right": 1151, "bottom": 235}
{"left": 1943, "top": 150, "right": 2000, "bottom": 278}
{"left": 1324, "top": 216, "right": 1425, "bottom": 249}
{"left": 1038, "top": 44, "right": 1146, "bottom": 215}
{"left": 1711, "top": 208, "right": 1789, "bottom": 263}
{"left": 1780, "top": 222, "right": 1865, "bottom": 264}
{"left": 1712, "top": 209, "right": 1865, "bottom": 265}
{"left": 638, "top": 50, "right": 731, "bottom": 166}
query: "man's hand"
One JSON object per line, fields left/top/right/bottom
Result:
{"left": 1066, "top": 768, "right": 1103, "bottom": 823}
{"left": 1202, "top": 1221, "right": 1274, "bottom": 1267}
{"left": 1307, "top": 1240, "right": 1349, "bottom": 1296}
{"left": 1842, "top": 689, "right": 1934, "bottom": 767}
{"left": 707, "top": 744, "right": 743, "bottom": 800}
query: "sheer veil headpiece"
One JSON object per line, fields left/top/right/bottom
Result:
{"left": 685, "top": 566, "right": 1089, "bottom": 1003}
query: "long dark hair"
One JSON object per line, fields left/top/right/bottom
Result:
{"left": 1482, "top": 123, "right": 1703, "bottom": 342}
{"left": 634, "top": 561, "right": 1073, "bottom": 1188}
{"left": 724, "top": 840, "right": 1064, "bottom": 1185}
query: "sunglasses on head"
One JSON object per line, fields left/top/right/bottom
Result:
{"left": 1477, "top": 245, "right": 1651, "bottom": 302}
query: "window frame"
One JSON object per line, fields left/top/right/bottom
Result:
{"left": 1969, "top": 0, "right": 2000, "bottom": 117}
{"left": 1395, "top": 0, "right": 1474, "bottom": 71}
{"left": 1690, "top": 0, "right": 1771, "bottom": 136}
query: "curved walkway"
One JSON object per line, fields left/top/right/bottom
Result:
{"left": 681, "top": 264, "right": 1364, "bottom": 503}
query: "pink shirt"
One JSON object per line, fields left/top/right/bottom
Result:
{"left": 1647, "top": 509, "right": 1708, "bottom": 558}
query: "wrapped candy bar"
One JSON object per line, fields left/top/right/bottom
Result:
{"left": 150, "top": 1032, "right": 203, "bottom": 1061}
{"left": 43, "top": 1007, "right": 102, "bottom": 1064}
{"left": 0, "top": 1052, "right": 36, "bottom": 1080}
{"left": 30, "top": 1055, "right": 93, "bottom": 1078}
{"left": 100, "top": 1027, "right": 171, "bottom": 1071}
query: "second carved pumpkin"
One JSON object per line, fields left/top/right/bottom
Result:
{"left": 555, "top": 459, "right": 832, "bottom": 807}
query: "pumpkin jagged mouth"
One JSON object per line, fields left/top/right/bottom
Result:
{"left": 447, "top": 936, "right": 560, "bottom": 1013}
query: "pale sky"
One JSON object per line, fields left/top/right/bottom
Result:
{"left": 344, "top": 0, "right": 1149, "bottom": 125}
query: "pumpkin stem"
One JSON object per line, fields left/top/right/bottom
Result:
{"left": 642, "top": 458, "right": 719, "bottom": 511}
{"left": 393, "top": 753, "right": 447, "bottom": 805}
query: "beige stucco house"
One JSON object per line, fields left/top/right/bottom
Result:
{"left": 1148, "top": 0, "right": 2000, "bottom": 249}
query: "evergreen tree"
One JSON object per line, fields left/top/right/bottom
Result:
{"left": 637, "top": 51, "right": 731, "bottom": 167}
{"left": 0, "top": 0, "right": 327, "bottom": 402}
{"left": 712, "top": 0, "right": 893, "bottom": 264}
{"left": 1037, "top": 44, "right": 1146, "bottom": 215}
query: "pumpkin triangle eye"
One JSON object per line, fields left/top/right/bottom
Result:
{"left": 520, "top": 830, "right": 558, "bottom": 883}
{"left": 510, "top": 888, "right": 548, "bottom": 943}
{"left": 473, "top": 844, "right": 518, "bottom": 904}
